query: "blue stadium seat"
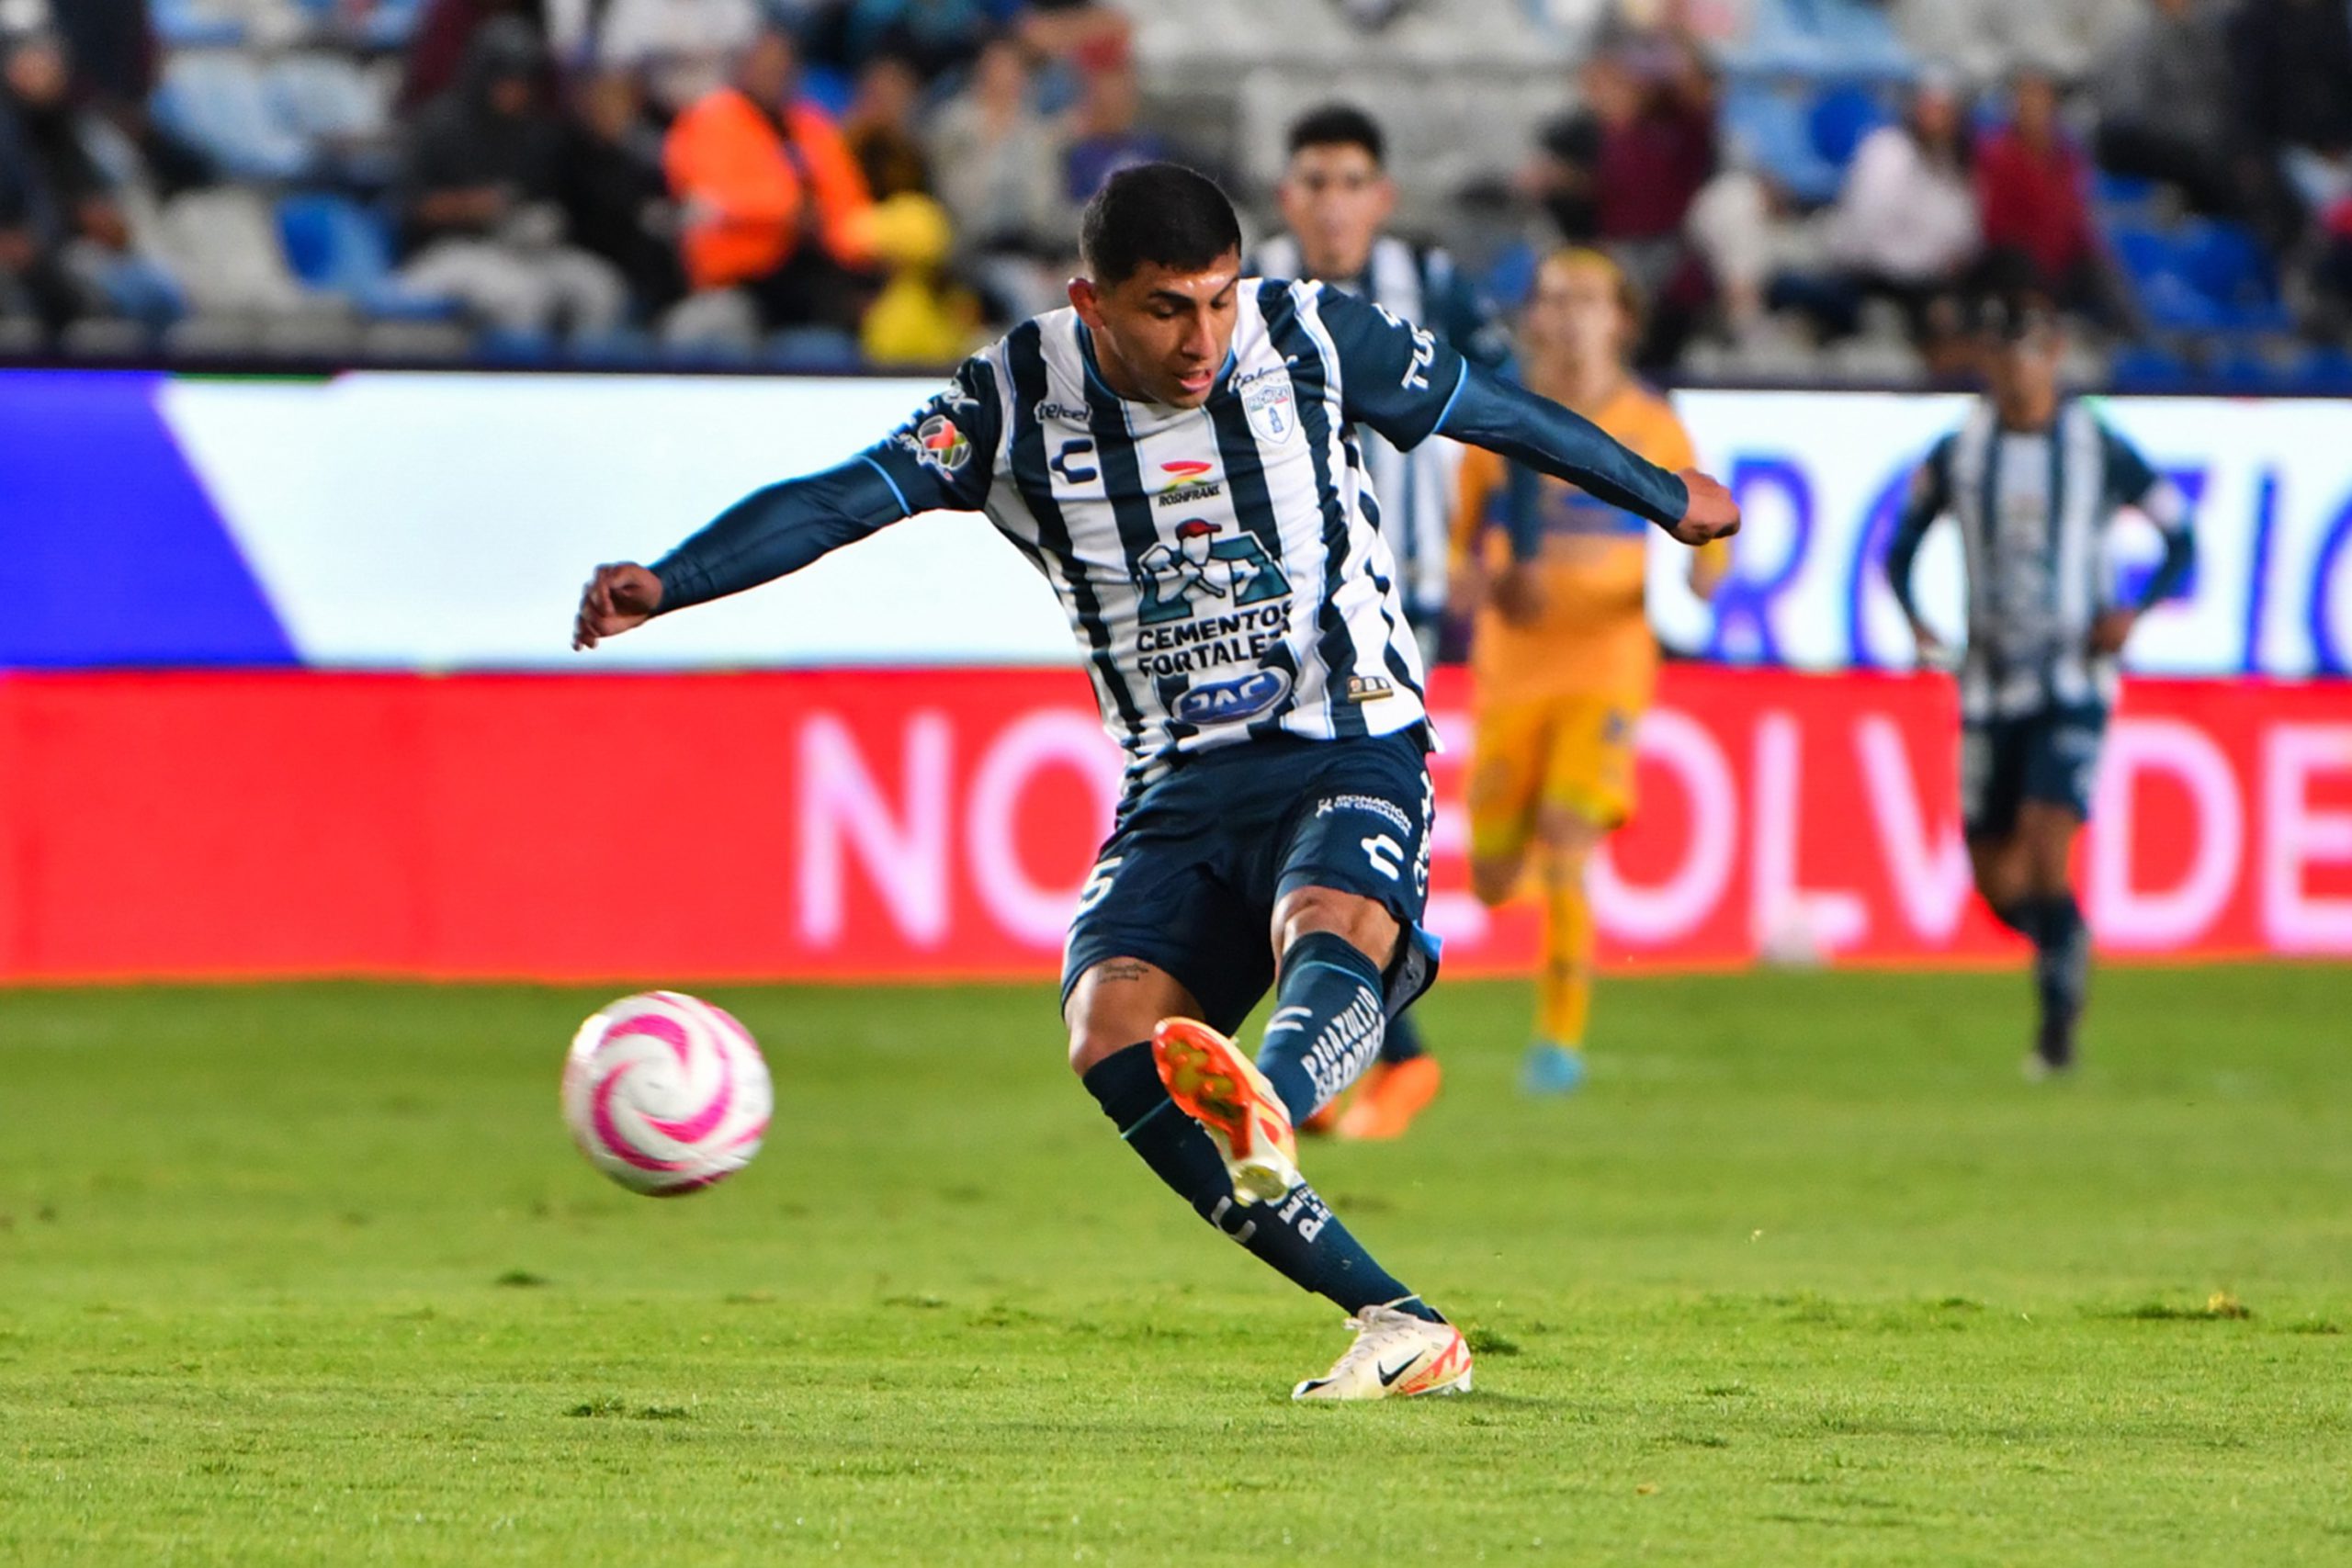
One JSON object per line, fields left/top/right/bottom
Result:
{"left": 274, "top": 195, "right": 458, "bottom": 321}
{"left": 566, "top": 328, "right": 660, "bottom": 368}
{"left": 154, "top": 53, "right": 314, "bottom": 182}
{"left": 153, "top": 0, "right": 247, "bottom": 48}
{"left": 1722, "top": 83, "right": 1842, "bottom": 205}
{"left": 766, "top": 327, "right": 865, "bottom": 372}
{"left": 2108, "top": 344, "right": 2190, "bottom": 392}
{"left": 1721, "top": 0, "right": 1917, "bottom": 81}
{"left": 478, "top": 326, "right": 558, "bottom": 366}
{"left": 1480, "top": 241, "right": 1539, "bottom": 313}
{"left": 2111, "top": 220, "right": 2291, "bottom": 335}
{"left": 1808, "top": 82, "right": 1887, "bottom": 169}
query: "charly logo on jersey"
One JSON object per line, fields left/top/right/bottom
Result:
{"left": 1155, "top": 459, "right": 1224, "bottom": 508}
{"left": 1171, "top": 666, "right": 1294, "bottom": 726}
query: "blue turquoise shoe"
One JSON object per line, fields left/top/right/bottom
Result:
{"left": 1521, "top": 1043, "right": 1586, "bottom": 1096}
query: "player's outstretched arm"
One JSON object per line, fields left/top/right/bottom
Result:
{"left": 570, "top": 457, "right": 911, "bottom": 649}
{"left": 1436, "top": 365, "right": 1737, "bottom": 547}
{"left": 571, "top": 358, "right": 1002, "bottom": 651}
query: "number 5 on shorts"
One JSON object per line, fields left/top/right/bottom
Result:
{"left": 1077, "top": 855, "right": 1123, "bottom": 914}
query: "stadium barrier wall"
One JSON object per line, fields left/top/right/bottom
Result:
{"left": 5, "top": 369, "right": 2351, "bottom": 676}
{"left": 2, "top": 667, "right": 2346, "bottom": 984}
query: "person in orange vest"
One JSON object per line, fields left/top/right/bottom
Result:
{"left": 663, "top": 27, "right": 878, "bottom": 333}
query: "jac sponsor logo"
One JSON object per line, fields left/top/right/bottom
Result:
{"left": 1172, "top": 667, "right": 1294, "bottom": 726}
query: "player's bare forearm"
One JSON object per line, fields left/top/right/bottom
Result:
{"left": 1437, "top": 366, "right": 1738, "bottom": 546}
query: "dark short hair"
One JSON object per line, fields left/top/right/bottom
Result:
{"left": 1080, "top": 163, "right": 1242, "bottom": 288}
{"left": 1286, "top": 102, "right": 1385, "bottom": 166}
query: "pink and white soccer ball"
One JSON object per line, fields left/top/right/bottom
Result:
{"left": 562, "top": 991, "right": 772, "bottom": 1196}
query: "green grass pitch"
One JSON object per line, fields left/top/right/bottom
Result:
{"left": 4, "top": 965, "right": 2349, "bottom": 1564}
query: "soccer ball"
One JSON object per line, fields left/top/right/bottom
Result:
{"left": 562, "top": 991, "right": 772, "bottom": 1196}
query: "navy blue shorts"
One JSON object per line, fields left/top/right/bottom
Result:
{"left": 1962, "top": 705, "right": 2109, "bottom": 840}
{"left": 1060, "top": 728, "right": 1441, "bottom": 1038}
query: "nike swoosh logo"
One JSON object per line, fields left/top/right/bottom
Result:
{"left": 1376, "top": 1356, "right": 1419, "bottom": 1388}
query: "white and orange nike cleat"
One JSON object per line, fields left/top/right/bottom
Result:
{"left": 1293, "top": 1302, "right": 1474, "bottom": 1401}
{"left": 1334, "top": 1055, "right": 1442, "bottom": 1141}
{"left": 1151, "top": 1017, "right": 1300, "bottom": 1205}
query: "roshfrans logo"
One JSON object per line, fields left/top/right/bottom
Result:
{"left": 1155, "top": 459, "right": 1224, "bottom": 508}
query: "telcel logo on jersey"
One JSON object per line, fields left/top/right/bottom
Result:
{"left": 1172, "top": 667, "right": 1293, "bottom": 727}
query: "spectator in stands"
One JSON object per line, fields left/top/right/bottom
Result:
{"left": 401, "top": 0, "right": 555, "bottom": 113}
{"left": 0, "top": 28, "right": 181, "bottom": 339}
{"left": 1520, "top": 54, "right": 1623, "bottom": 246}
{"left": 842, "top": 53, "right": 933, "bottom": 199}
{"left": 928, "top": 31, "right": 1069, "bottom": 321}
{"left": 1526, "top": 47, "right": 1715, "bottom": 288}
{"left": 663, "top": 26, "right": 877, "bottom": 333}
{"left": 1784, "top": 73, "right": 1979, "bottom": 348}
{"left": 560, "top": 67, "right": 685, "bottom": 320}
{"left": 2228, "top": 0, "right": 2352, "bottom": 166}
{"left": 2092, "top": 0, "right": 2244, "bottom": 220}
{"left": 50, "top": 0, "right": 150, "bottom": 109}
{"left": 1974, "top": 70, "right": 2126, "bottom": 325}
{"left": 1061, "top": 45, "right": 1168, "bottom": 204}
{"left": 397, "top": 18, "right": 628, "bottom": 337}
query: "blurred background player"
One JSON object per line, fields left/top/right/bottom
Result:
{"left": 1250, "top": 102, "right": 1510, "bottom": 1142}
{"left": 1453, "top": 248, "right": 1726, "bottom": 1096}
{"left": 1884, "top": 297, "right": 2194, "bottom": 1079}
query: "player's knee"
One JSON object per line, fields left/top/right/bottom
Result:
{"left": 1272, "top": 886, "right": 1397, "bottom": 968}
{"left": 1066, "top": 1023, "right": 1131, "bottom": 1077}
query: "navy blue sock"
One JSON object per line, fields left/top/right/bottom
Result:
{"left": 1080, "top": 1043, "right": 1438, "bottom": 1320}
{"left": 1378, "top": 1008, "right": 1428, "bottom": 1066}
{"left": 2027, "top": 892, "right": 2089, "bottom": 1028}
{"left": 1257, "top": 931, "right": 1386, "bottom": 1122}
{"left": 1989, "top": 898, "right": 2033, "bottom": 939}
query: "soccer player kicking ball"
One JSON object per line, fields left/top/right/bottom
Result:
{"left": 1251, "top": 102, "right": 1514, "bottom": 1141}
{"left": 1452, "top": 250, "right": 1726, "bottom": 1095}
{"left": 1884, "top": 297, "right": 2194, "bottom": 1078}
{"left": 574, "top": 165, "right": 1739, "bottom": 1399}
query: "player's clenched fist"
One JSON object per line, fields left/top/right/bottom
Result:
{"left": 572, "top": 562, "right": 664, "bottom": 649}
{"left": 1668, "top": 468, "right": 1740, "bottom": 548}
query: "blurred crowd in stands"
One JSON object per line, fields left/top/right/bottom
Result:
{"left": 4, "top": 0, "right": 2352, "bottom": 390}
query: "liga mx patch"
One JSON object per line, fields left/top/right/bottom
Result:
{"left": 1344, "top": 675, "right": 1394, "bottom": 704}
{"left": 915, "top": 412, "right": 970, "bottom": 473}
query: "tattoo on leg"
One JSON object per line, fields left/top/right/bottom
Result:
{"left": 1095, "top": 960, "right": 1149, "bottom": 984}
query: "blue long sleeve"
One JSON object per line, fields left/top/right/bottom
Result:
{"left": 650, "top": 457, "right": 911, "bottom": 614}
{"left": 1884, "top": 493, "right": 1936, "bottom": 621}
{"left": 1885, "top": 437, "right": 1952, "bottom": 621}
{"left": 1436, "top": 364, "right": 1689, "bottom": 529}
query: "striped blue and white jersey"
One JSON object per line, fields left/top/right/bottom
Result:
{"left": 1247, "top": 235, "right": 1511, "bottom": 626}
{"left": 865, "top": 278, "right": 1468, "bottom": 790}
{"left": 1892, "top": 400, "right": 2192, "bottom": 721}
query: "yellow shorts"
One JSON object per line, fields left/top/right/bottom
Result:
{"left": 1466, "top": 693, "right": 1641, "bottom": 864}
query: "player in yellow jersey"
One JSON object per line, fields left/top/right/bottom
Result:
{"left": 1452, "top": 249, "right": 1727, "bottom": 1093}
